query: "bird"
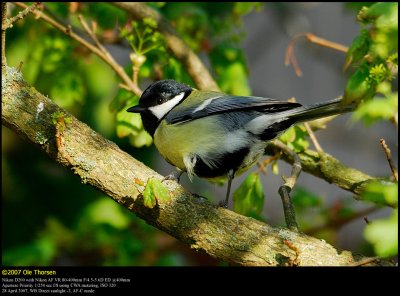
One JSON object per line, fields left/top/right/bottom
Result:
{"left": 127, "top": 79, "right": 354, "bottom": 208}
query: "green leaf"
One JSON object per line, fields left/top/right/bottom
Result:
{"left": 279, "top": 126, "right": 309, "bottom": 152}
{"left": 129, "top": 129, "right": 153, "bottom": 147}
{"left": 151, "top": 178, "right": 171, "bottom": 202}
{"left": 344, "top": 65, "right": 374, "bottom": 103}
{"left": 351, "top": 94, "right": 398, "bottom": 126}
{"left": 233, "top": 2, "right": 263, "bottom": 15}
{"left": 210, "top": 43, "right": 251, "bottom": 95}
{"left": 116, "top": 108, "right": 143, "bottom": 138}
{"left": 361, "top": 181, "right": 398, "bottom": 207}
{"left": 364, "top": 209, "right": 398, "bottom": 257}
{"left": 233, "top": 172, "right": 264, "bottom": 218}
{"left": 143, "top": 180, "right": 157, "bottom": 209}
{"left": 358, "top": 2, "right": 398, "bottom": 25}
{"left": 82, "top": 198, "right": 131, "bottom": 229}
{"left": 344, "top": 29, "right": 370, "bottom": 70}
{"left": 143, "top": 178, "right": 171, "bottom": 208}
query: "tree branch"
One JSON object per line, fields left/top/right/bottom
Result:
{"left": 1, "top": 2, "right": 7, "bottom": 77}
{"left": 112, "top": 2, "right": 220, "bottom": 91}
{"left": 380, "top": 138, "right": 398, "bottom": 182}
{"left": 2, "top": 2, "right": 41, "bottom": 30}
{"left": 265, "top": 145, "right": 395, "bottom": 206}
{"left": 13, "top": 2, "right": 142, "bottom": 97}
{"left": 3, "top": 67, "right": 393, "bottom": 266}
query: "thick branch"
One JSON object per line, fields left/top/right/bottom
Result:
{"left": 1, "top": 2, "right": 7, "bottom": 77}
{"left": 266, "top": 145, "right": 394, "bottom": 205}
{"left": 112, "top": 2, "right": 220, "bottom": 91}
{"left": 2, "top": 67, "right": 392, "bottom": 266}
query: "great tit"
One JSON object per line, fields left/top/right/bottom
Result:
{"left": 127, "top": 79, "right": 354, "bottom": 208}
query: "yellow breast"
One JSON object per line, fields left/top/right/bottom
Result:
{"left": 154, "top": 117, "right": 226, "bottom": 171}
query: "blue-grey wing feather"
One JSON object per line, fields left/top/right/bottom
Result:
{"left": 165, "top": 95, "right": 301, "bottom": 124}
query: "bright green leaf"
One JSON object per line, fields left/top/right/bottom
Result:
{"left": 151, "top": 178, "right": 171, "bottom": 202}
{"left": 364, "top": 209, "right": 398, "bottom": 257}
{"left": 279, "top": 126, "right": 309, "bottom": 152}
{"left": 143, "top": 180, "right": 157, "bottom": 209}
{"left": 143, "top": 178, "right": 171, "bottom": 209}
{"left": 233, "top": 172, "right": 264, "bottom": 218}
{"left": 116, "top": 109, "right": 143, "bottom": 138}
{"left": 82, "top": 199, "right": 131, "bottom": 229}
{"left": 344, "top": 66, "right": 374, "bottom": 103}
{"left": 361, "top": 181, "right": 398, "bottom": 207}
{"left": 344, "top": 29, "right": 370, "bottom": 70}
{"left": 352, "top": 94, "right": 398, "bottom": 126}
{"left": 233, "top": 2, "right": 263, "bottom": 15}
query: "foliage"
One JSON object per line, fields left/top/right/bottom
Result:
{"left": 344, "top": 2, "right": 398, "bottom": 126}
{"left": 143, "top": 178, "right": 171, "bottom": 209}
{"left": 233, "top": 172, "right": 264, "bottom": 218}
{"left": 342, "top": 2, "right": 398, "bottom": 258}
{"left": 362, "top": 181, "right": 398, "bottom": 257}
{"left": 2, "top": 199, "right": 187, "bottom": 266}
{"left": 364, "top": 209, "right": 398, "bottom": 258}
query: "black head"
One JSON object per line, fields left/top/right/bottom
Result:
{"left": 127, "top": 80, "right": 192, "bottom": 136}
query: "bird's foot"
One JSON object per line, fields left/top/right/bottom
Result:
{"left": 162, "top": 170, "right": 183, "bottom": 183}
{"left": 218, "top": 200, "right": 228, "bottom": 209}
{"left": 191, "top": 193, "right": 208, "bottom": 204}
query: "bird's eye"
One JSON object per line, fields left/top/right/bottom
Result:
{"left": 157, "top": 97, "right": 164, "bottom": 104}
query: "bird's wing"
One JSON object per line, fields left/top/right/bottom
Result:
{"left": 165, "top": 94, "right": 302, "bottom": 124}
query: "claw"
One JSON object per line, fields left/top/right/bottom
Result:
{"left": 218, "top": 200, "right": 228, "bottom": 208}
{"left": 162, "top": 169, "right": 184, "bottom": 183}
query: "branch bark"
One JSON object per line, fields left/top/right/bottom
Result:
{"left": 1, "top": 2, "right": 7, "bottom": 77}
{"left": 112, "top": 2, "right": 220, "bottom": 91}
{"left": 2, "top": 66, "right": 393, "bottom": 266}
{"left": 265, "top": 145, "right": 394, "bottom": 205}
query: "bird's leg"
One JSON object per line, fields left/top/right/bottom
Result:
{"left": 273, "top": 140, "right": 301, "bottom": 232}
{"left": 163, "top": 168, "right": 184, "bottom": 183}
{"left": 219, "top": 170, "right": 235, "bottom": 208}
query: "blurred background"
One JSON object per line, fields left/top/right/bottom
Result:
{"left": 2, "top": 2, "right": 398, "bottom": 266}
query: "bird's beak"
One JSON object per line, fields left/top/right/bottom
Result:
{"left": 127, "top": 105, "right": 146, "bottom": 113}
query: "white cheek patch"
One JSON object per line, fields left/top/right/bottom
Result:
{"left": 149, "top": 92, "right": 186, "bottom": 119}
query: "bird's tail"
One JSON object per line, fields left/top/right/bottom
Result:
{"left": 285, "top": 98, "right": 355, "bottom": 123}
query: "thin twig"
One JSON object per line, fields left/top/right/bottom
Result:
{"left": 380, "top": 138, "right": 398, "bottom": 182}
{"left": 112, "top": 2, "right": 220, "bottom": 91}
{"left": 77, "top": 14, "right": 108, "bottom": 56}
{"left": 2, "top": 2, "right": 41, "bottom": 30}
{"left": 273, "top": 140, "right": 302, "bottom": 232}
{"left": 16, "top": 61, "right": 23, "bottom": 71}
{"left": 257, "top": 152, "right": 281, "bottom": 175}
{"left": 304, "top": 122, "right": 324, "bottom": 154}
{"left": 305, "top": 206, "right": 379, "bottom": 235}
{"left": 133, "top": 64, "right": 140, "bottom": 86}
{"left": 350, "top": 256, "right": 380, "bottom": 267}
{"left": 13, "top": 2, "right": 142, "bottom": 97}
{"left": 285, "top": 32, "right": 348, "bottom": 77}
